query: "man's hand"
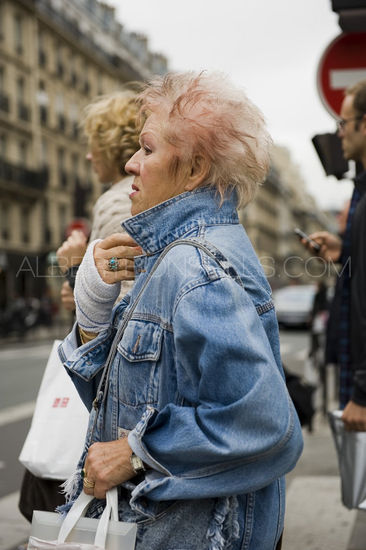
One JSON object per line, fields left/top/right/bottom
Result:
{"left": 93, "top": 233, "right": 142, "bottom": 285}
{"left": 60, "top": 281, "right": 75, "bottom": 312}
{"left": 342, "top": 401, "right": 366, "bottom": 431}
{"left": 83, "top": 438, "right": 136, "bottom": 499}
{"left": 300, "top": 231, "right": 342, "bottom": 263}
{"left": 57, "top": 230, "right": 88, "bottom": 274}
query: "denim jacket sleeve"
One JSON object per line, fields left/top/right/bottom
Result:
{"left": 128, "top": 275, "right": 303, "bottom": 503}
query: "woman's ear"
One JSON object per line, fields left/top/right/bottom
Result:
{"left": 184, "top": 154, "right": 210, "bottom": 191}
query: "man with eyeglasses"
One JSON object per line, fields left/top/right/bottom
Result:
{"left": 302, "top": 80, "right": 366, "bottom": 432}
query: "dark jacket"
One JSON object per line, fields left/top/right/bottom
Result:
{"left": 350, "top": 171, "right": 366, "bottom": 406}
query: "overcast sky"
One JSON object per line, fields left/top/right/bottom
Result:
{"left": 110, "top": 0, "right": 354, "bottom": 210}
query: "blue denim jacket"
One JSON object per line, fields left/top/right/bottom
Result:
{"left": 59, "top": 186, "right": 303, "bottom": 550}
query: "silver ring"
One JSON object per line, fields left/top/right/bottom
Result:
{"left": 108, "top": 257, "right": 119, "bottom": 272}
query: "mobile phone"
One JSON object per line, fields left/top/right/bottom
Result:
{"left": 294, "top": 227, "right": 321, "bottom": 251}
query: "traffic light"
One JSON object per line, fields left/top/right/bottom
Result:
{"left": 331, "top": 0, "right": 366, "bottom": 31}
{"left": 312, "top": 132, "right": 349, "bottom": 180}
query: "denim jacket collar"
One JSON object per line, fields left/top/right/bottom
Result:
{"left": 122, "top": 185, "right": 239, "bottom": 254}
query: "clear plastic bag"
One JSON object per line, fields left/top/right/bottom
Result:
{"left": 328, "top": 410, "right": 366, "bottom": 510}
{"left": 28, "top": 488, "right": 137, "bottom": 550}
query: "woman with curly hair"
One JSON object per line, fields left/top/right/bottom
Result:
{"left": 56, "top": 89, "right": 141, "bottom": 300}
{"left": 83, "top": 90, "right": 141, "bottom": 241}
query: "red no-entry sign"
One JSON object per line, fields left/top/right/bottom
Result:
{"left": 317, "top": 32, "right": 366, "bottom": 118}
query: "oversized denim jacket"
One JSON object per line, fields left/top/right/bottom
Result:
{"left": 59, "top": 186, "right": 303, "bottom": 550}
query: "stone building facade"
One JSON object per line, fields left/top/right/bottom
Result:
{"left": 0, "top": 0, "right": 167, "bottom": 312}
{"left": 240, "top": 145, "right": 336, "bottom": 288}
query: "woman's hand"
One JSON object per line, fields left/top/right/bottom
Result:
{"left": 57, "top": 230, "right": 88, "bottom": 274}
{"left": 93, "top": 233, "right": 142, "bottom": 284}
{"left": 83, "top": 438, "right": 136, "bottom": 499}
{"left": 304, "top": 231, "right": 342, "bottom": 263}
{"left": 342, "top": 401, "right": 366, "bottom": 431}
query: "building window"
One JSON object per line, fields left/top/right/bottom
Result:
{"left": 0, "top": 134, "right": 7, "bottom": 158}
{"left": 55, "top": 42, "right": 64, "bottom": 78}
{"left": 38, "top": 30, "right": 47, "bottom": 67}
{"left": 59, "top": 204, "right": 67, "bottom": 242}
{"left": 0, "top": 203, "right": 10, "bottom": 240}
{"left": 0, "top": 67, "right": 9, "bottom": 113}
{"left": 18, "top": 140, "right": 28, "bottom": 165}
{"left": 69, "top": 54, "right": 78, "bottom": 87}
{"left": 0, "top": 4, "right": 4, "bottom": 41}
{"left": 14, "top": 14, "right": 23, "bottom": 55}
{"left": 72, "top": 153, "right": 79, "bottom": 177}
{"left": 58, "top": 147, "right": 67, "bottom": 186}
{"left": 21, "top": 206, "right": 30, "bottom": 243}
{"left": 37, "top": 80, "right": 49, "bottom": 125}
{"left": 40, "top": 137, "right": 48, "bottom": 169}
{"left": 17, "top": 77, "right": 29, "bottom": 121}
{"left": 82, "top": 62, "right": 90, "bottom": 95}
{"left": 42, "top": 199, "right": 51, "bottom": 245}
{"left": 17, "top": 76, "right": 24, "bottom": 103}
{"left": 70, "top": 102, "right": 79, "bottom": 138}
{"left": 56, "top": 92, "right": 65, "bottom": 131}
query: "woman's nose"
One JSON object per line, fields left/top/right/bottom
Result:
{"left": 125, "top": 152, "right": 139, "bottom": 174}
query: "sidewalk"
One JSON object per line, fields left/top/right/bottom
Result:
{"left": 283, "top": 412, "right": 366, "bottom": 550}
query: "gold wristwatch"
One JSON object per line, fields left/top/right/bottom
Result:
{"left": 130, "top": 453, "right": 146, "bottom": 475}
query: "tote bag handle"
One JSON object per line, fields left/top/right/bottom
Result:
{"left": 57, "top": 487, "right": 119, "bottom": 547}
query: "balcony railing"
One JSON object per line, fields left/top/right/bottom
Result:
{"left": 0, "top": 160, "right": 48, "bottom": 191}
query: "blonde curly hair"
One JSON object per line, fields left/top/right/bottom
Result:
{"left": 82, "top": 90, "right": 140, "bottom": 175}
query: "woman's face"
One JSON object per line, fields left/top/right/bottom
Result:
{"left": 125, "top": 114, "right": 189, "bottom": 216}
{"left": 86, "top": 143, "right": 120, "bottom": 185}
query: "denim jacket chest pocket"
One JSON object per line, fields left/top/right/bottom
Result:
{"left": 116, "top": 319, "right": 163, "bottom": 407}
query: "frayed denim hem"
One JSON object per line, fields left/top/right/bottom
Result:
{"left": 56, "top": 468, "right": 84, "bottom": 517}
{"left": 206, "top": 496, "right": 240, "bottom": 550}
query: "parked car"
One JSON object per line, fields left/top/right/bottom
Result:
{"left": 272, "top": 284, "right": 317, "bottom": 328}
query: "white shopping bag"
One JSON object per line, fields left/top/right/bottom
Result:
{"left": 328, "top": 410, "right": 366, "bottom": 510}
{"left": 28, "top": 487, "right": 137, "bottom": 550}
{"left": 19, "top": 340, "right": 90, "bottom": 480}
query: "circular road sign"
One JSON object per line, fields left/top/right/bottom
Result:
{"left": 317, "top": 32, "right": 366, "bottom": 119}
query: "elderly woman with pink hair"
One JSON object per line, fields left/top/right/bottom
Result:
{"left": 59, "top": 71, "right": 303, "bottom": 550}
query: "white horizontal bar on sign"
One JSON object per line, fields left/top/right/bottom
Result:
{"left": 330, "top": 68, "right": 366, "bottom": 89}
{"left": 0, "top": 401, "right": 35, "bottom": 427}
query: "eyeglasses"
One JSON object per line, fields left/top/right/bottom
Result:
{"left": 336, "top": 116, "right": 363, "bottom": 131}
